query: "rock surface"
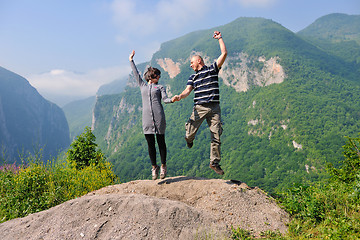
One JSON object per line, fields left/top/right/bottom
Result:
{"left": 0, "top": 177, "right": 289, "bottom": 239}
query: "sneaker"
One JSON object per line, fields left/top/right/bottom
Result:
{"left": 209, "top": 164, "right": 224, "bottom": 175}
{"left": 160, "top": 165, "right": 167, "bottom": 179}
{"left": 185, "top": 137, "right": 193, "bottom": 148}
{"left": 152, "top": 166, "right": 159, "bottom": 180}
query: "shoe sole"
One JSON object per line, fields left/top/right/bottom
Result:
{"left": 209, "top": 165, "right": 224, "bottom": 175}
{"left": 185, "top": 137, "right": 193, "bottom": 148}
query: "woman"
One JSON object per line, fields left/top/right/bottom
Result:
{"left": 129, "top": 50, "right": 173, "bottom": 180}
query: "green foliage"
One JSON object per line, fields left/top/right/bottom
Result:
{"left": 278, "top": 134, "right": 360, "bottom": 239}
{"left": 230, "top": 227, "right": 285, "bottom": 240}
{"left": 0, "top": 157, "right": 117, "bottom": 223}
{"left": 231, "top": 227, "right": 253, "bottom": 239}
{"left": 67, "top": 126, "right": 103, "bottom": 169}
{"left": 0, "top": 161, "right": 52, "bottom": 221}
{"left": 0, "top": 128, "right": 118, "bottom": 223}
{"left": 280, "top": 184, "right": 326, "bottom": 222}
{"left": 328, "top": 133, "right": 360, "bottom": 183}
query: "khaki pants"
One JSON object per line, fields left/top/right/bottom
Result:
{"left": 185, "top": 103, "right": 223, "bottom": 165}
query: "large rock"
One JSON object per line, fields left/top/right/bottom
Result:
{"left": 0, "top": 177, "right": 289, "bottom": 239}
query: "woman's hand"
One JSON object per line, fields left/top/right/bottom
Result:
{"left": 129, "top": 50, "right": 135, "bottom": 61}
{"left": 171, "top": 95, "right": 180, "bottom": 102}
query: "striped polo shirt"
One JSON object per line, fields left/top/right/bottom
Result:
{"left": 187, "top": 62, "right": 220, "bottom": 105}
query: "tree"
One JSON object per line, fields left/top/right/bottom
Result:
{"left": 328, "top": 133, "right": 360, "bottom": 184}
{"left": 67, "top": 127, "right": 103, "bottom": 169}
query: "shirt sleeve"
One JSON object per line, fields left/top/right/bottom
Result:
{"left": 213, "top": 62, "right": 220, "bottom": 73}
{"left": 187, "top": 74, "right": 195, "bottom": 86}
{"left": 160, "top": 85, "right": 173, "bottom": 104}
{"left": 130, "top": 60, "right": 146, "bottom": 87}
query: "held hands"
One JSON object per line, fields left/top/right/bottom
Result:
{"left": 171, "top": 95, "right": 180, "bottom": 102}
{"left": 213, "top": 31, "right": 222, "bottom": 39}
{"left": 129, "top": 50, "right": 135, "bottom": 61}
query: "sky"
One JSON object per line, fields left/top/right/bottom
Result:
{"left": 0, "top": 0, "right": 359, "bottom": 106}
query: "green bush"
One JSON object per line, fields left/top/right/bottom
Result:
{"left": 0, "top": 159, "right": 117, "bottom": 223}
{"left": 67, "top": 126, "right": 103, "bottom": 169}
{"left": 0, "top": 158, "right": 117, "bottom": 223}
{"left": 328, "top": 133, "right": 360, "bottom": 184}
{"left": 52, "top": 160, "right": 117, "bottom": 200}
{"left": 279, "top": 133, "right": 360, "bottom": 239}
{"left": 0, "top": 127, "right": 118, "bottom": 223}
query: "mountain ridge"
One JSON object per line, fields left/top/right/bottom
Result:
{"left": 297, "top": 13, "right": 360, "bottom": 64}
{"left": 0, "top": 66, "right": 70, "bottom": 163}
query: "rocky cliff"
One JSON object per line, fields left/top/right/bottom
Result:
{"left": 0, "top": 67, "right": 70, "bottom": 163}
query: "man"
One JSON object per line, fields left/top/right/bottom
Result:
{"left": 172, "top": 30, "right": 227, "bottom": 175}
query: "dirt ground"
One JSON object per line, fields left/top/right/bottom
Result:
{"left": 0, "top": 176, "right": 289, "bottom": 240}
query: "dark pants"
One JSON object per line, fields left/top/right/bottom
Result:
{"left": 145, "top": 134, "right": 167, "bottom": 166}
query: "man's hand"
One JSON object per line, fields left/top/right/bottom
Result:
{"left": 214, "top": 30, "right": 227, "bottom": 68}
{"left": 213, "top": 31, "right": 222, "bottom": 39}
{"left": 129, "top": 50, "right": 135, "bottom": 61}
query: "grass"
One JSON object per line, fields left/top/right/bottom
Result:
{"left": 0, "top": 156, "right": 118, "bottom": 223}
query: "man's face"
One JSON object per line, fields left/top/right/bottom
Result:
{"left": 190, "top": 56, "right": 200, "bottom": 71}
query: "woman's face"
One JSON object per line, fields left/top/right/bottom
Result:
{"left": 149, "top": 75, "right": 160, "bottom": 84}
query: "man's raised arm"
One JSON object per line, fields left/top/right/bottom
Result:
{"left": 213, "top": 31, "right": 227, "bottom": 68}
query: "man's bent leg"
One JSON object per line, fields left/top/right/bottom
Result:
{"left": 185, "top": 105, "right": 208, "bottom": 145}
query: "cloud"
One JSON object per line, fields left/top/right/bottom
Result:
{"left": 109, "top": 0, "right": 276, "bottom": 56}
{"left": 156, "top": 0, "right": 211, "bottom": 30}
{"left": 109, "top": 0, "right": 215, "bottom": 63}
{"left": 111, "top": 0, "right": 157, "bottom": 40}
{"left": 110, "top": 0, "right": 213, "bottom": 44}
{"left": 110, "top": 0, "right": 276, "bottom": 39}
{"left": 27, "top": 66, "right": 130, "bottom": 105}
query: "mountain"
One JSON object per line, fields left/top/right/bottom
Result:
{"left": 297, "top": 13, "right": 360, "bottom": 44}
{"left": 62, "top": 76, "right": 128, "bottom": 141}
{"left": 0, "top": 67, "right": 70, "bottom": 164}
{"left": 297, "top": 13, "right": 360, "bottom": 64}
{"left": 91, "top": 16, "right": 360, "bottom": 192}
{"left": 96, "top": 76, "right": 128, "bottom": 96}
{"left": 62, "top": 96, "right": 96, "bottom": 140}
